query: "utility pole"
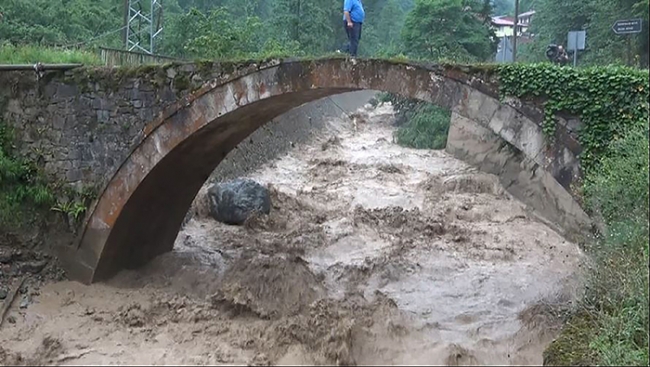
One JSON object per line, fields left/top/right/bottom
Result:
{"left": 512, "top": 0, "right": 519, "bottom": 63}
{"left": 124, "top": 0, "right": 164, "bottom": 54}
{"left": 123, "top": 0, "right": 129, "bottom": 48}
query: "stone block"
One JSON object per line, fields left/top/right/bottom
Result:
{"left": 452, "top": 87, "right": 499, "bottom": 127}
{"left": 66, "top": 169, "right": 84, "bottom": 182}
{"left": 52, "top": 116, "right": 66, "bottom": 130}
{"left": 56, "top": 84, "right": 78, "bottom": 99}
{"left": 138, "top": 109, "right": 154, "bottom": 122}
{"left": 91, "top": 98, "right": 103, "bottom": 109}
{"left": 97, "top": 110, "right": 110, "bottom": 124}
{"left": 434, "top": 79, "right": 461, "bottom": 111}
{"left": 516, "top": 117, "right": 545, "bottom": 166}
{"left": 488, "top": 104, "right": 515, "bottom": 134}
{"left": 477, "top": 94, "right": 500, "bottom": 126}
{"left": 207, "top": 179, "right": 272, "bottom": 225}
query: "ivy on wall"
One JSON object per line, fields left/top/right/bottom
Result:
{"left": 497, "top": 63, "right": 649, "bottom": 172}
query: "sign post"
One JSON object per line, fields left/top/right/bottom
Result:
{"left": 567, "top": 30, "right": 586, "bottom": 67}
{"left": 612, "top": 19, "right": 643, "bottom": 35}
{"left": 612, "top": 19, "right": 643, "bottom": 66}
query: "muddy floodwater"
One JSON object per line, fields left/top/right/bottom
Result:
{"left": 0, "top": 102, "right": 585, "bottom": 365}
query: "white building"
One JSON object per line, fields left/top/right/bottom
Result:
{"left": 491, "top": 10, "right": 536, "bottom": 38}
{"left": 491, "top": 11, "right": 536, "bottom": 63}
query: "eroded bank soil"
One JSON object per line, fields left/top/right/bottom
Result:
{"left": 0, "top": 103, "right": 586, "bottom": 365}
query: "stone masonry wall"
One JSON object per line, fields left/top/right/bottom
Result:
{"left": 0, "top": 61, "right": 277, "bottom": 195}
{"left": 0, "top": 67, "right": 374, "bottom": 196}
{"left": 1, "top": 70, "right": 175, "bottom": 194}
{"left": 0, "top": 60, "right": 586, "bottom": 215}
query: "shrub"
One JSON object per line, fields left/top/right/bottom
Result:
{"left": 394, "top": 103, "right": 451, "bottom": 150}
{"left": 375, "top": 92, "right": 451, "bottom": 150}
{"left": 0, "top": 123, "right": 55, "bottom": 228}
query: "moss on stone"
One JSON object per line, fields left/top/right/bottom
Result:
{"left": 439, "top": 62, "right": 499, "bottom": 85}
{"left": 173, "top": 73, "right": 191, "bottom": 92}
{"left": 543, "top": 310, "right": 599, "bottom": 366}
{"left": 386, "top": 55, "right": 411, "bottom": 64}
{"left": 195, "top": 60, "right": 216, "bottom": 76}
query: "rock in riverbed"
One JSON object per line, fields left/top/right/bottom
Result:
{"left": 207, "top": 179, "right": 271, "bottom": 225}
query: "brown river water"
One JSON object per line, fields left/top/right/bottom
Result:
{"left": 0, "top": 101, "right": 586, "bottom": 365}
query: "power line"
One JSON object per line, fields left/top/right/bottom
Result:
{"left": 0, "top": 15, "right": 126, "bottom": 50}
{"left": 327, "top": 96, "right": 353, "bottom": 118}
{"left": 61, "top": 25, "right": 128, "bottom": 49}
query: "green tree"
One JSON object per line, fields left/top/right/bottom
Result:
{"left": 401, "top": 0, "right": 498, "bottom": 61}
{"left": 361, "top": 0, "right": 407, "bottom": 56}
{"left": 161, "top": 7, "right": 265, "bottom": 59}
{"left": 519, "top": 0, "right": 535, "bottom": 12}
{"left": 270, "top": 0, "right": 339, "bottom": 55}
{"left": 491, "top": 0, "right": 513, "bottom": 16}
{"left": 0, "top": 0, "right": 122, "bottom": 46}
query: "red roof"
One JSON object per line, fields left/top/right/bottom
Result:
{"left": 492, "top": 17, "right": 514, "bottom": 26}
{"left": 491, "top": 16, "right": 529, "bottom": 27}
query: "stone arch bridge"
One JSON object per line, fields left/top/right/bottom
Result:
{"left": 0, "top": 58, "right": 590, "bottom": 284}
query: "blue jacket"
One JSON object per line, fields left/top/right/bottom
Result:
{"left": 343, "top": 0, "right": 365, "bottom": 23}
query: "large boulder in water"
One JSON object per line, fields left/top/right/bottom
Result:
{"left": 207, "top": 178, "right": 271, "bottom": 225}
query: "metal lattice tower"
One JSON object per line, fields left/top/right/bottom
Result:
{"left": 124, "top": 0, "right": 163, "bottom": 54}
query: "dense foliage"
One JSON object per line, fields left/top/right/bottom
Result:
{"left": 393, "top": 104, "right": 451, "bottom": 149}
{"left": 402, "top": 0, "right": 498, "bottom": 62}
{"left": 0, "top": 0, "right": 499, "bottom": 62}
{"left": 376, "top": 93, "right": 451, "bottom": 150}
{"left": 498, "top": 63, "right": 649, "bottom": 172}
{"left": 0, "top": 0, "right": 124, "bottom": 47}
{"left": 520, "top": 0, "right": 649, "bottom": 68}
{"left": 544, "top": 122, "right": 649, "bottom": 366}
{"left": 499, "top": 64, "right": 649, "bottom": 367}
{"left": 581, "top": 124, "right": 648, "bottom": 366}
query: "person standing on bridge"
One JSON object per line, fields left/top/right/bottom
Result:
{"left": 343, "top": 0, "right": 365, "bottom": 58}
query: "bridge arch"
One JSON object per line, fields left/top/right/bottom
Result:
{"left": 65, "top": 59, "right": 589, "bottom": 284}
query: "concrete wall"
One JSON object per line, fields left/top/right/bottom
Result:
{"left": 446, "top": 112, "right": 591, "bottom": 243}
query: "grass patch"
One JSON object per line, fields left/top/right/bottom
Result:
{"left": 545, "top": 122, "right": 649, "bottom": 366}
{"left": 0, "top": 43, "right": 102, "bottom": 65}
{"left": 543, "top": 310, "right": 599, "bottom": 366}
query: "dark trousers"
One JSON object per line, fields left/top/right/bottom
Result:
{"left": 344, "top": 21, "right": 362, "bottom": 57}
